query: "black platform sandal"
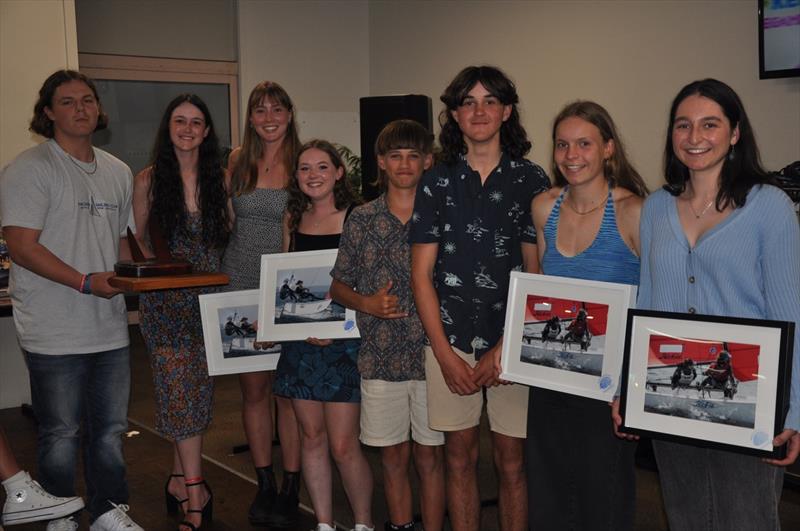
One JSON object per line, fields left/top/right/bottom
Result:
{"left": 165, "top": 473, "right": 187, "bottom": 515}
{"left": 177, "top": 477, "right": 213, "bottom": 531}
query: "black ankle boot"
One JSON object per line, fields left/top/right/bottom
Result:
{"left": 384, "top": 522, "right": 416, "bottom": 531}
{"left": 248, "top": 466, "right": 277, "bottom": 525}
{"left": 265, "top": 471, "right": 300, "bottom": 528}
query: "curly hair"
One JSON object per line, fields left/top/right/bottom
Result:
{"left": 230, "top": 81, "right": 300, "bottom": 196}
{"left": 286, "top": 139, "right": 362, "bottom": 234}
{"left": 552, "top": 101, "right": 648, "bottom": 198}
{"left": 438, "top": 65, "right": 531, "bottom": 165}
{"left": 148, "top": 94, "right": 229, "bottom": 248}
{"left": 29, "top": 70, "right": 108, "bottom": 138}
{"left": 663, "top": 79, "right": 772, "bottom": 210}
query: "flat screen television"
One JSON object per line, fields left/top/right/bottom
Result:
{"left": 758, "top": 0, "right": 800, "bottom": 79}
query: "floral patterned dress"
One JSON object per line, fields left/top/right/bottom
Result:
{"left": 139, "top": 213, "right": 222, "bottom": 440}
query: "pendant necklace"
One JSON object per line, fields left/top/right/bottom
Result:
{"left": 689, "top": 199, "right": 714, "bottom": 219}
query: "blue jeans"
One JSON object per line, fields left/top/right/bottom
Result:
{"left": 25, "top": 347, "right": 131, "bottom": 520}
{"left": 653, "top": 440, "right": 784, "bottom": 531}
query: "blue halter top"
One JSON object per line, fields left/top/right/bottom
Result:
{"left": 541, "top": 187, "right": 639, "bottom": 286}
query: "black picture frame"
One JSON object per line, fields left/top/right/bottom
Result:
{"left": 619, "top": 309, "right": 794, "bottom": 458}
{"left": 758, "top": 0, "right": 800, "bottom": 80}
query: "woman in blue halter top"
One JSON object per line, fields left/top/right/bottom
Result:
{"left": 526, "top": 101, "right": 648, "bottom": 530}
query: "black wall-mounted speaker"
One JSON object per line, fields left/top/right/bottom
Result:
{"left": 359, "top": 94, "right": 433, "bottom": 201}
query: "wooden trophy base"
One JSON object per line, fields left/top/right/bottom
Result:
{"left": 114, "top": 259, "right": 193, "bottom": 278}
{"left": 109, "top": 272, "right": 229, "bottom": 292}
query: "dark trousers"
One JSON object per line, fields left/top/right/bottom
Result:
{"left": 526, "top": 387, "right": 636, "bottom": 531}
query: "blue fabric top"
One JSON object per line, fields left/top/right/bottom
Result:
{"left": 542, "top": 187, "right": 640, "bottom": 286}
{"left": 638, "top": 185, "right": 800, "bottom": 431}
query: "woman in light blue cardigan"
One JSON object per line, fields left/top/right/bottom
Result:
{"left": 636, "top": 78, "right": 799, "bottom": 530}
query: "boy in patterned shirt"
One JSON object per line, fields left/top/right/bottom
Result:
{"left": 331, "top": 120, "right": 445, "bottom": 531}
{"left": 409, "top": 66, "right": 550, "bottom": 531}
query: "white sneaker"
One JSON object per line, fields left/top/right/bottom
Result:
{"left": 351, "top": 525, "right": 374, "bottom": 531}
{"left": 1, "top": 470, "right": 84, "bottom": 525}
{"left": 89, "top": 502, "right": 143, "bottom": 531}
{"left": 45, "top": 516, "right": 79, "bottom": 531}
{"left": 314, "top": 524, "right": 336, "bottom": 531}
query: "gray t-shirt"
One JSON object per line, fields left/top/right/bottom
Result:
{"left": 0, "top": 139, "right": 132, "bottom": 354}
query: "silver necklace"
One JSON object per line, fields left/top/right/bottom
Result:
{"left": 67, "top": 153, "right": 97, "bottom": 175}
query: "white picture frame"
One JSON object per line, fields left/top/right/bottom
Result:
{"left": 500, "top": 271, "right": 637, "bottom": 401}
{"left": 257, "top": 249, "right": 359, "bottom": 342}
{"left": 199, "top": 289, "right": 282, "bottom": 376}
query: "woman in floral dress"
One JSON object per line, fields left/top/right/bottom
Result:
{"left": 133, "top": 94, "right": 229, "bottom": 531}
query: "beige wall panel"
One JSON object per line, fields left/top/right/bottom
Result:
{"left": 1, "top": 0, "right": 78, "bottom": 167}
{"left": 237, "top": 0, "right": 369, "bottom": 152}
{"left": 76, "top": 0, "right": 237, "bottom": 61}
{"left": 368, "top": 0, "right": 800, "bottom": 189}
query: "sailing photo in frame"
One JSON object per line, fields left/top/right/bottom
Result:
{"left": 500, "top": 271, "right": 636, "bottom": 401}
{"left": 619, "top": 309, "right": 794, "bottom": 458}
{"left": 199, "top": 289, "right": 282, "bottom": 376}
{"left": 258, "top": 249, "right": 359, "bottom": 342}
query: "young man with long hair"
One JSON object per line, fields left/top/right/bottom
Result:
{"left": 409, "top": 66, "right": 550, "bottom": 531}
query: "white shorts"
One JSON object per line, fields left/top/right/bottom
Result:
{"left": 425, "top": 346, "right": 528, "bottom": 437}
{"left": 359, "top": 378, "right": 445, "bottom": 447}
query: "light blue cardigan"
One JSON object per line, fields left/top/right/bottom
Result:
{"left": 638, "top": 185, "right": 800, "bottom": 432}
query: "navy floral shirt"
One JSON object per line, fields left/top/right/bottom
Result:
{"left": 409, "top": 153, "right": 550, "bottom": 358}
{"left": 332, "top": 194, "right": 425, "bottom": 381}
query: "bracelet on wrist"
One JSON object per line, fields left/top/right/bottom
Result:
{"left": 80, "top": 273, "right": 93, "bottom": 294}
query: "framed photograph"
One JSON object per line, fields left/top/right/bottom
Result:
{"left": 0, "top": 228, "right": 9, "bottom": 292}
{"left": 199, "top": 289, "right": 282, "bottom": 376}
{"left": 500, "top": 271, "right": 637, "bottom": 401}
{"left": 619, "top": 309, "right": 794, "bottom": 458}
{"left": 258, "top": 249, "right": 359, "bottom": 342}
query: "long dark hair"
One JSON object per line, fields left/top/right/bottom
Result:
{"left": 438, "top": 65, "right": 531, "bottom": 165}
{"left": 286, "top": 140, "right": 361, "bottom": 233}
{"left": 552, "top": 101, "right": 648, "bottom": 197}
{"left": 29, "top": 70, "right": 108, "bottom": 138}
{"left": 663, "top": 78, "right": 772, "bottom": 210}
{"left": 231, "top": 81, "right": 300, "bottom": 196}
{"left": 149, "top": 94, "right": 229, "bottom": 248}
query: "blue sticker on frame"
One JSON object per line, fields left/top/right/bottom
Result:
{"left": 751, "top": 431, "right": 770, "bottom": 447}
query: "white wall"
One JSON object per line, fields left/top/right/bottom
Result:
{"left": 237, "top": 0, "right": 369, "bottom": 152}
{"left": 1, "top": 0, "right": 79, "bottom": 167}
{"left": 368, "top": 0, "right": 800, "bottom": 189}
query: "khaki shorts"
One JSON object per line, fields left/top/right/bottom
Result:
{"left": 425, "top": 346, "right": 528, "bottom": 437}
{"left": 360, "top": 378, "right": 445, "bottom": 447}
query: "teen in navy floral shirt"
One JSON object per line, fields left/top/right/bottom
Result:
{"left": 410, "top": 65, "right": 549, "bottom": 531}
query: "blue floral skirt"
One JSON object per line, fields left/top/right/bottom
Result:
{"left": 273, "top": 339, "right": 361, "bottom": 402}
